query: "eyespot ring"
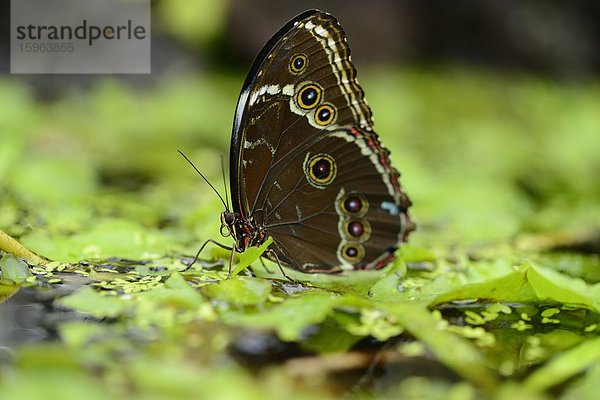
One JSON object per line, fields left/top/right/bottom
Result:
{"left": 295, "top": 82, "right": 322, "bottom": 110}
{"left": 304, "top": 153, "right": 337, "bottom": 189}
{"left": 314, "top": 103, "right": 336, "bottom": 126}
{"left": 343, "top": 218, "right": 371, "bottom": 242}
{"left": 340, "top": 192, "right": 369, "bottom": 217}
{"left": 339, "top": 242, "right": 365, "bottom": 263}
{"left": 289, "top": 54, "right": 308, "bottom": 74}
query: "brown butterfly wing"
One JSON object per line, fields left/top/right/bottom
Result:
{"left": 230, "top": 10, "right": 413, "bottom": 272}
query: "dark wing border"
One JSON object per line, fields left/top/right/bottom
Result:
{"left": 229, "top": 9, "right": 322, "bottom": 217}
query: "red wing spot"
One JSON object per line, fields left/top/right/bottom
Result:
{"left": 366, "top": 137, "right": 377, "bottom": 151}
{"left": 379, "top": 154, "right": 391, "bottom": 169}
{"left": 349, "top": 127, "right": 361, "bottom": 138}
{"left": 372, "top": 253, "right": 396, "bottom": 270}
{"left": 348, "top": 128, "right": 404, "bottom": 198}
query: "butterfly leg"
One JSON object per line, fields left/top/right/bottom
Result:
{"left": 184, "top": 239, "right": 232, "bottom": 271}
{"left": 226, "top": 246, "right": 237, "bottom": 279}
{"left": 266, "top": 249, "right": 295, "bottom": 282}
{"left": 259, "top": 256, "right": 274, "bottom": 274}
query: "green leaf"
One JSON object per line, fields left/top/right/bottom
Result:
{"left": 381, "top": 302, "right": 498, "bottom": 390}
{"left": 430, "top": 263, "right": 537, "bottom": 306}
{"left": 299, "top": 317, "right": 362, "bottom": 353}
{"left": 58, "top": 287, "right": 127, "bottom": 318}
{"left": 230, "top": 237, "right": 273, "bottom": 277}
{"left": 430, "top": 261, "right": 600, "bottom": 313}
{"left": 561, "top": 361, "right": 600, "bottom": 400}
{"left": 254, "top": 254, "right": 405, "bottom": 293}
{"left": 0, "top": 253, "right": 32, "bottom": 283}
{"left": 526, "top": 264, "right": 600, "bottom": 311}
{"left": 524, "top": 336, "right": 600, "bottom": 392}
{"left": 367, "top": 262, "right": 411, "bottom": 302}
{"left": 225, "top": 291, "right": 345, "bottom": 341}
{"left": 136, "top": 272, "right": 206, "bottom": 309}
{"left": 201, "top": 276, "right": 272, "bottom": 307}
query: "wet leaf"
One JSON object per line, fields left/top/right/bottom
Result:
{"left": 135, "top": 271, "right": 206, "bottom": 309}
{"left": 0, "top": 253, "right": 32, "bottom": 283}
{"left": 58, "top": 286, "right": 127, "bottom": 319}
{"left": 381, "top": 302, "right": 499, "bottom": 390}
{"left": 255, "top": 255, "right": 405, "bottom": 295}
{"left": 225, "top": 291, "right": 345, "bottom": 341}
{"left": 431, "top": 261, "right": 600, "bottom": 313}
{"left": 202, "top": 276, "right": 272, "bottom": 307}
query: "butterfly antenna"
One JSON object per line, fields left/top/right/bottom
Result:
{"left": 220, "top": 155, "right": 230, "bottom": 212}
{"left": 178, "top": 150, "right": 228, "bottom": 210}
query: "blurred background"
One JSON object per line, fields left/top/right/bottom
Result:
{"left": 3, "top": 1, "right": 600, "bottom": 85}
{"left": 1, "top": 0, "right": 599, "bottom": 260}
{"left": 2, "top": 3, "right": 600, "bottom": 397}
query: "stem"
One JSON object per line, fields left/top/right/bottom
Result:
{"left": 0, "top": 229, "right": 46, "bottom": 264}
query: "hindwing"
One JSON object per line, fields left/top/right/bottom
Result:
{"left": 230, "top": 10, "right": 414, "bottom": 272}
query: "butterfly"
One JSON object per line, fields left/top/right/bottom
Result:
{"left": 191, "top": 9, "right": 414, "bottom": 275}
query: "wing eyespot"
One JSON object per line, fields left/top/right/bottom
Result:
{"left": 289, "top": 54, "right": 308, "bottom": 74}
{"left": 339, "top": 242, "right": 365, "bottom": 263}
{"left": 314, "top": 103, "right": 336, "bottom": 126}
{"left": 295, "top": 82, "right": 322, "bottom": 110}
{"left": 304, "top": 153, "right": 336, "bottom": 189}
{"left": 340, "top": 193, "right": 368, "bottom": 216}
{"left": 343, "top": 218, "right": 371, "bottom": 242}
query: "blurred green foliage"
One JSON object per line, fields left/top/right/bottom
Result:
{"left": 156, "top": 0, "right": 230, "bottom": 46}
{"left": 1, "top": 62, "right": 600, "bottom": 399}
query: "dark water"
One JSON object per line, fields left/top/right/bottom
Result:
{"left": 0, "top": 284, "right": 84, "bottom": 358}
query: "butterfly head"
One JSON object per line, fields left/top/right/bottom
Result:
{"left": 220, "top": 210, "right": 267, "bottom": 253}
{"left": 219, "top": 211, "right": 235, "bottom": 237}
